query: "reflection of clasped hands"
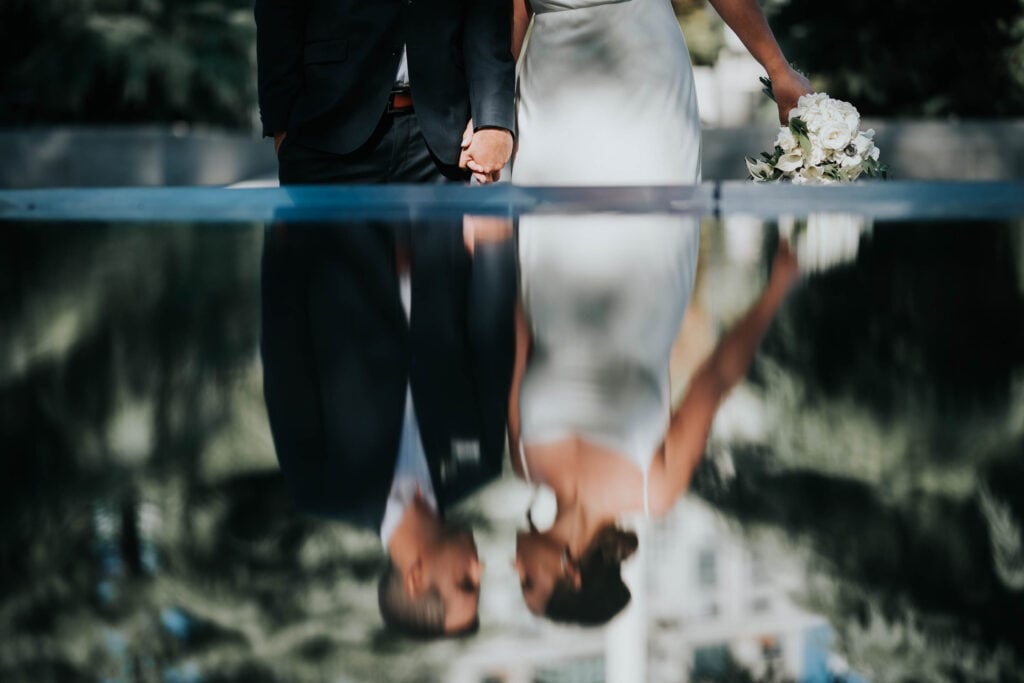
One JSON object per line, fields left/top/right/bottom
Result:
{"left": 459, "top": 119, "right": 514, "bottom": 184}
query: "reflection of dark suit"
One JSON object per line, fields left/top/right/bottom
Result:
{"left": 261, "top": 224, "right": 515, "bottom": 530}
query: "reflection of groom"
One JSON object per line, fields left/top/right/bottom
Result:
{"left": 255, "top": 0, "right": 515, "bottom": 185}
{"left": 261, "top": 224, "right": 515, "bottom": 637}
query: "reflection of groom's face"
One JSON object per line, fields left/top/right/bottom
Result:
{"left": 382, "top": 519, "right": 483, "bottom": 637}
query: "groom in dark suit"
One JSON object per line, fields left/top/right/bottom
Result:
{"left": 255, "top": 0, "right": 515, "bottom": 185}
{"left": 261, "top": 221, "right": 515, "bottom": 637}
{"left": 255, "top": 0, "right": 516, "bottom": 636}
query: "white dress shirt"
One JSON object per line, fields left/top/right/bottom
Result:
{"left": 380, "top": 272, "right": 438, "bottom": 547}
{"left": 395, "top": 48, "right": 410, "bottom": 88}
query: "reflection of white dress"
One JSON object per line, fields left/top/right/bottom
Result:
{"left": 517, "top": 221, "right": 701, "bottom": 508}
{"left": 513, "top": 0, "right": 703, "bottom": 499}
{"left": 514, "top": 0, "right": 701, "bottom": 186}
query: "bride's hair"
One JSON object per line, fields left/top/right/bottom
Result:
{"left": 544, "top": 524, "right": 638, "bottom": 626}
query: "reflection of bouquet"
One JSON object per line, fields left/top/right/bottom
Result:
{"left": 747, "top": 82, "right": 887, "bottom": 184}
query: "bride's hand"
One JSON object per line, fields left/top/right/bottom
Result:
{"left": 769, "top": 65, "right": 813, "bottom": 125}
{"left": 770, "top": 239, "right": 800, "bottom": 292}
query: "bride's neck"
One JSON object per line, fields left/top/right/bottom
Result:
{"left": 551, "top": 486, "right": 613, "bottom": 558}
{"left": 533, "top": 440, "right": 618, "bottom": 555}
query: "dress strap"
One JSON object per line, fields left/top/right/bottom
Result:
{"left": 643, "top": 468, "right": 651, "bottom": 519}
{"left": 518, "top": 440, "right": 533, "bottom": 485}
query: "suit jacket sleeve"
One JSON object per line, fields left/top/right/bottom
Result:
{"left": 464, "top": 0, "right": 516, "bottom": 134}
{"left": 255, "top": 0, "right": 308, "bottom": 137}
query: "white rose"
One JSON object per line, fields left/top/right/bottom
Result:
{"left": 839, "top": 151, "right": 862, "bottom": 169}
{"left": 798, "top": 93, "right": 831, "bottom": 131}
{"left": 776, "top": 150, "right": 804, "bottom": 173}
{"left": 830, "top": 99, "right": 860, "bottom": 131}
{"left": 852, "top": 132, "right": 874, "bottom": 156}
{"left": 808, "top": 145, "right": 827, "bottom": 167}
{"left": 802, "top": 110, "right": 826, "bottom": 133}
{"left": 797, "top": 92, "right": 829, "bottom": 110}
{"left": 819, "top": 121, "right": 854, "bottom": 150}
{"left": 775, "top": 127, "right": 798, "bottom": 152}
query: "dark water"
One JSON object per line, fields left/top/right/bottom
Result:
{"left": 1, "top": 217, "right": 1022, "bottom": 683}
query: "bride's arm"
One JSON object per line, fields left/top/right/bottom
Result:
{"left": 512, "top": 0, "right": 533, "bottom": 61}
{"left": 507, "top": 298, "right": 531, "bottom": 478}
{"left": 646, "top": 243, "right": 799, "bottom": 515}
{"left": 705, "top": 0, "right": 811, "bottom": 123}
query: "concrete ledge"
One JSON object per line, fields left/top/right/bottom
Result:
{"left": 0, "top": 126, "right": 277, "bottom": 189}
{"left": 1, "top": 121, "right": 1021, "bottom": 189}
{"left": 703, "top": 120, "right": 1024, "bottom": 181}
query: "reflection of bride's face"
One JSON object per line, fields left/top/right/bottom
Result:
{"left": 514, "top": 530, "right": 579, "bottom": 615}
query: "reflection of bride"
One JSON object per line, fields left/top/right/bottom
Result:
{"left": 510, "top": 230, "right": 799, "bottom": 625}
{"left": 508, "top": 0, "right": 810, "bottom": 625}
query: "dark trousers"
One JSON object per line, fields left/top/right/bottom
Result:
{"left": 278, "top": 112, "right": 469, "bottom": 186}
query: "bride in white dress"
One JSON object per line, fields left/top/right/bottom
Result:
{"left": 508, "top": 0, "right": 811, "bottom": 624}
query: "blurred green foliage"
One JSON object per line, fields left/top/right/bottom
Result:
{"left": 674, "top": 0, "right": 725, "bottom": 67}
{"left": 765, "top": 0, "right": 1024, "bottom": 117}
{"left": 0, "top": 0, "right": 256, "bottom": 128}
{"left": 2, "top": 0, "right": 1022, "bottom": 125}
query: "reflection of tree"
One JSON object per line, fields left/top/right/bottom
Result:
{"left": 697, "top": 222, "right": 1024, "bottom": 680}
{"left": 758, "top": 222, "right": 1024, "bottom": 415}
{"left": 0, "top": 224, "right": 480, "bottom": 681}
{"left": 697, "top": 448, "right": 1024, "bottom": 681}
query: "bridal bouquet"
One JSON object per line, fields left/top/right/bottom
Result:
{"left": 747, "top": 85, "right": 887, "bottom": 184}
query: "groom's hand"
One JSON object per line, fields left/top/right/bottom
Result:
{"left": 460, "top": 121, "right": 513, "bottom": 184}
{"left": 459, "top": 120, "right": 489, "bottom": 184}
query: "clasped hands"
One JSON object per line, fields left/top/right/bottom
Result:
{"left": 459, "top": 120, "right": 514, "bottom": 184}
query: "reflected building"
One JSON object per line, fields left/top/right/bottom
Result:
{"left": 647, "top": 497, "right": 828, "bottom": 682}
{"left": 449, "top": 495, "right": 840, "bottom": 683}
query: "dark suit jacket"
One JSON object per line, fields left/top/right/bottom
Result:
{"left": 261, "top": 223, "right": 516, "bottom": 531}
{"left": 254, "top": 0, "right": 515, "bottom": 165}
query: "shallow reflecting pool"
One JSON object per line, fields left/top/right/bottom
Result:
{"left": 2, "top": 209, "right": 1023, "bottom": 683}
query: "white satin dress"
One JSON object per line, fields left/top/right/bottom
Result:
{"left": 513, "top": 0, "right": 703, "bottom": 505}
{"left": 514, "top": 0, "right": 702, "bottom": 186}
